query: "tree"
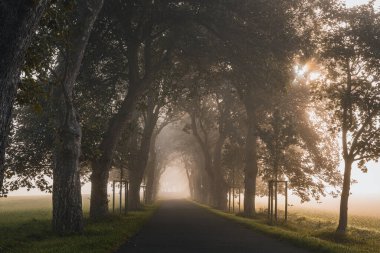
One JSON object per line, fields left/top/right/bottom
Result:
{"left": 89, "top": 0, "right": 175, "bottom": 218}
{"left": 315, "top": 4, "right": 380, "bottom": 234}
{"left": 258, "top": 84, "right": 340, "bottom": 221}
{"left": 4, "top": 105, "right": 54, "bottom": 194}
{"left": 191, "top": 0, "right": 314, "bottom": 216}
{"left": 145, "top": 110, "right": 183, "bottom": 204}
{"left": 51, "top": 0, "right": 103, "bottom": 234}
{"left": 0, "top": 0, "right": 49, "bottom": 194}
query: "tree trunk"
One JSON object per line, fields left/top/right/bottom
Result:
{"left": 145, "top": 144, "right": 156, "bottom": 204}
{"left": 145, "top": 126, "right": 162, "bottom": 204}
{"left": 90, "top": 90, "right": 140, "bottom": 218}
{"left": 129, "top": 169, "right": 144, "bottom": 210}
{"left": 213, "top": 133, "right": 228, "bottom": 210}
{"left": 244, "top": 110, "right": 259, "bottom": 217}
{"left": 193, "top": 170, "right": 203, "bottom": 202}
{"left": 89, "top": 161, "right": 109, "bottom": 218}
{"left": 201, "top": 171, "right": 211, "bottom": 204}
{"left": 0, "top": 0, "right": 49, "bottom": 193}
{"left": 52, "top": 0, "right": 103, "bottom": 234}
{"left": 185, "top": 169, "right": 194, "bottom": 199}
{"left": 214, "top": 175, "right": 228, "bottom": 210}
{"left": 189, "top": 112, "right": 215, "bottom": 205}
{"left": 52, "top": 100, "right": 83, "bottom": 234}
{"left": 89, "top": 78, "right": 155, "bottom": 218}
{"left": 152, "top": 168, "right": 161, "bottom": 201}
{"left": 130, "top": 110, "right": 159, "bottom": 209}
{"left": 336, "top": 159, "right": 353, "bottom": 234}
{"left": 145, "top": 165, "right": 155, "bottom": 204}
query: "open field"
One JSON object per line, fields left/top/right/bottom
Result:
{"left": 0, "top": 196, "right": 156, "bottom": 253}
{"left": 197, "top": 202, "right": 380, "bottom": 253}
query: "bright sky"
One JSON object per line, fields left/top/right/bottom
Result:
{"left": 345, "top": 0, "right": 380, "bottom": 8}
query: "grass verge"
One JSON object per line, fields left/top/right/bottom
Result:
{"left": 0, "top": 196, "right": 157, "bottom": 253}
{"left": 194, "top": 201, "right": 379, "bottom": 253}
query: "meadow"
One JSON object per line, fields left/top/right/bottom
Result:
{"left": 199, "top": 202, "right": 380, "bottom": 253}
{"left": 0, "top": 195, "right": 156, "bottom": 253}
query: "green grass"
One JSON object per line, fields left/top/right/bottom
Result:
{"left": 0, "top": 196, "right": 157, "bottom": 253}
{"left": 195, "top": 201, "right": 380, "bottom": 253}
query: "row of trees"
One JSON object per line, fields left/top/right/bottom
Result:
{"left": 0, "top": 0, "right": 379, "bottom": 236}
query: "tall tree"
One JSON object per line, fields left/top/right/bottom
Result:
{"left": 316, "top": 4, "right": 380, "bottom": 234}
{"left": 89, "top": 0, "right": 174, "bottom": 218}
{"left": 0, "top": 0, "right": 49, "bottom": 194}
{"left": 258, "top": 84, "right": 340, "bottom": 216}
{"left": 52, "top": 0, "right": 103, "bottom": 234}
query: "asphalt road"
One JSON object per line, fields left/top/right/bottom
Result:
{"left": 115, "top": 200, "right": 311, "bottom": 253}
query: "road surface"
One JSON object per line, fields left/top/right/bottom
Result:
{"left": 115, "top": 200, "right": 311, "bottom": 253}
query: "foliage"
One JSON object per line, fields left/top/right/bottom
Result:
{"left": 4, "top": 0, "right": 85, "bottom": 192}
{"left": 258, "top": 84, "right": 341, "bottom": 202}
{"left": 314, "top": 4, "right": 380, "bottom": 168}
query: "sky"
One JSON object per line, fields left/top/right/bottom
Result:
{"left": 345, "top": 0, "right": 380, "bottom": 7}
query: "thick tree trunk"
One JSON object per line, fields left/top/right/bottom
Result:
{"left": 193, "top": 170, "right": 203, "bottom": 202}
{"left": 129, "top": 109, "right": 159, "bottom": 210}
{"left": 145, "top": 144, "right": 156, "bottom": 204}
{"left": 145, "top": 128, "right": 161, "bottom": 204}
{"left": 53, "top": 100, "right": 83, "bottom": 234}
{"left": 89, "top": 161, "right": 109, "bottom": 218}
{"left": 0, "top": 0, "right": 49, "bottom": 193}
{"left": 214, "top": 175, "right": 228, "bottom": 210}
{"left": 90, "top": 90, "right": 140, "bottom": 218}
{"left": 243, "top": 111, "right": 259, "bottom": 217}
{"left": 336, "top": 159, "right": 353, "bottom": 234}
{"left": 129, "top": 169, "right": 144, "bottom": 210}
{"left": 152, "top": 168, "right": 161, "bottom": 201}
{"left": 201, "top": 171, "right": 210, "bottom": 204}
{"left": 186, "top": 169, "right": 194, "bottom": 199}
{"left": 213, "top": 134, "right": 228, "bottom": 210}
{"left": 145, "top": 165, "right": 155, "bottom": 204}
{"left": 204, "top": 161, "right": 214, "bottom": 205}
{"left": 89, "top": 77, "right": 157, "bottom": 218}
{"left": 189, "top": 113, "right": 215, "bottom": 205}
{"left": 52, "top": 0, "right": 103, "bottom": 234}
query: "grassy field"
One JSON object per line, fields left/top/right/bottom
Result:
{"left": 197, "top": 202, "right": 380, "bottom": 253}
{"left": 0, "top": 195, "right": 157, "bottom": 253}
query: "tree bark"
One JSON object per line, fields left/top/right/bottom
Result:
{"left": 212, "top": 134, "right": 228, "bottom": 210}
{"left": 336, "top": 158, "right": 353, "bottom": 234}
{"left": 89, "top": 63, "right": 158, "bottom": 217}
{"left": 185, "top": 168, "right": 194, "bottom": 199}
{"left": 128, "top": 168, "right": 144, "bottom": 210}
{"left": 52, "top": 99, "right": 83, "bottom": 233}
{"left": 90, "top": 89, "right": 141, "bottom": 218}
{"left": 88, "top": 4, "right": 170, "bottom": 216}
{"left": 336, "top": 59, "right": 353, "bottom": 234}
{"left": 190, "top": 112, "right": 215, "bottom": 205}
{"left": 52, "top": 0, "right": 103, "bottom": 234}
{"left": 243, "top": 109, "right": 259, "bottom": 217}
{"left": 145, "top": 162, "right": 156, "bottom": 204}
{"left": 145, "top": 135, "right": 157, "bottom": 204}
{"left": 128, "top": 106, "right": 159, "bottom": 210}
{"left": 0, "top": 0, "right": 49, "bottom": 193}
{"left": 152, "top": 164, "right": 163, "bottom": 201}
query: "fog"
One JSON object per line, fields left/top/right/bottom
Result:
{"left": 157, "top": 164, "right": 190, "bottom": 199}
{"left": 7, "top": 126, "right": 380, "bottom": 218}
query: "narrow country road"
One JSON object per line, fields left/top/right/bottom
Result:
{"left": 115, "top": 200, "right": 311, "bottom": 253}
